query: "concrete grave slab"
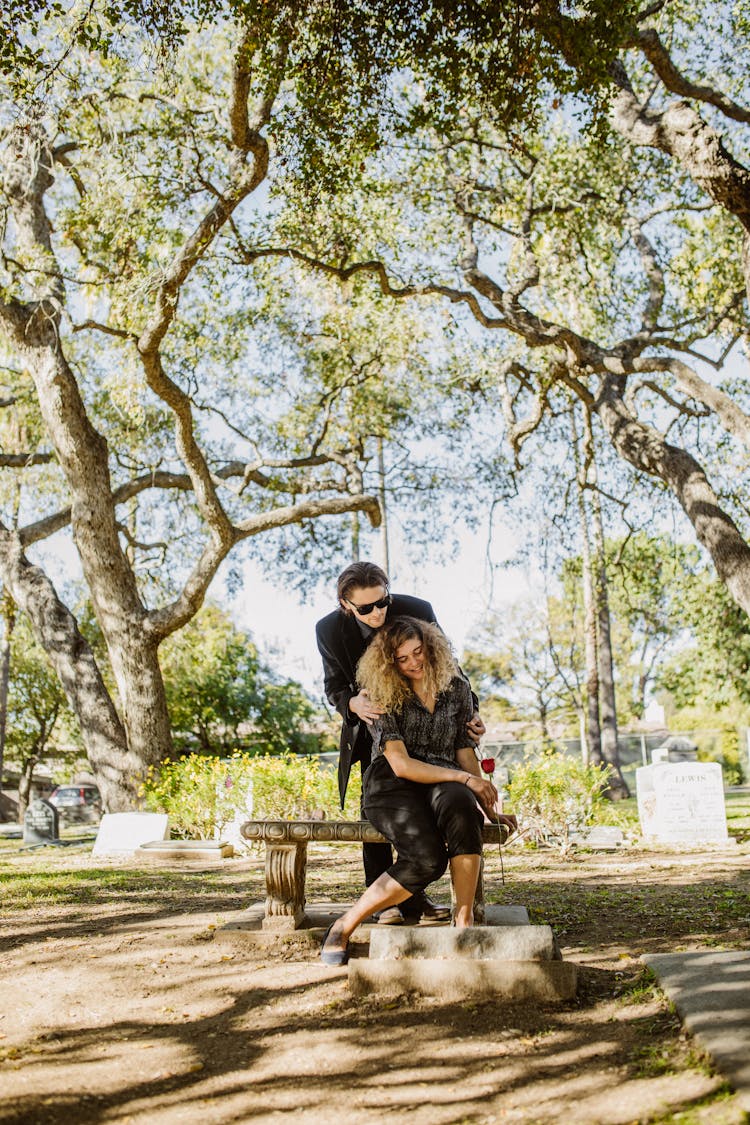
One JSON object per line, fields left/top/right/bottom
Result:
{"left": 355, "top": 921, "right": 574, "bottom": 1001}
{"left": 92, "top": 812, "right": 169, "bottom": 857}
{"left": 349, "top": 958, "right": 577, "bottom": 1001}
{"left": 568, "top": 825, "right": 625, "bottom": 849}
{"left": 369, "top": 924, "right": 560, "bottom": 962}
{"left": 134, "top": 839, "right": 234, "bottom": 861}
{"left": 644, "top": 950, "right": 750, "bottom": 1111}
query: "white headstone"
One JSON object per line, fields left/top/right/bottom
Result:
{"left": 92, "top": 812, "right": 169, "bottom": 856}
{"left": 636, "top": 762, "right": 728, "bottom": 844}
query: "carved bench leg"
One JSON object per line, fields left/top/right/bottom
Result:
{"left": 450, "top": 856, "right": 486, "bottom": 923}
{"left": 262, "top": 841, "right": 308, "bottom": 930}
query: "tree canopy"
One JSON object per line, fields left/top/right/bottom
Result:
{"left": 2, "top": 0, "right": 750, "bottom": 804}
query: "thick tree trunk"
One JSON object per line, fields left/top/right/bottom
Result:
{"left": 17, "top": 754, "right": 38, "bottom": 820}
{"left": 14, "top": 343, "right": 174, "bottom": 774}
{"left": 0, "top": 598, "right": 15, "bottom": 804}
{"left": 596, "top": 374, "right": 750, "bottom": 618}
{"left": 0, "top": 124, "right": 175, "bottom": 795}
{"left": 589, "top": 480, "right": 630, "bottom": 800}
{"left": 0, "top": 528, "right": 141, "bottom": 811}
{"left": 608, "top": 61, "right": 750, "bottom": 302}
{"left": 581, "top": 521, "right": 601, "bottom": 768}
{"left": 572, "top": 409, "right": 601, "bottom": 768}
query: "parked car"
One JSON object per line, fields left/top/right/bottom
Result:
{"left": 48, "top": 784, "right": 103, "bottom": 823}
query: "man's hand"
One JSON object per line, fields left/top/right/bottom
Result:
{"left": 467, "top": 712, "right": 486, "bottom": 741}
{"left": 348, "top": 689, "right": 385, "bottom": 726}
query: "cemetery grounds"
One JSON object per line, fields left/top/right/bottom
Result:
{"left": 0, "top": 793, "right": 749, "bottom": 1125}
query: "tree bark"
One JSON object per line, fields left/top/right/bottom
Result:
{"left": 595, "top": 374, "right": 750, "bottom": 618}
{"left": 589, "top": 487, "right": 630, "bottom": 800}
{"left": 17, "top": 754, "right": 38, "bottom": 820}
{"left": 0, "top": 596, "right": 15, "bottom": 806}
{"left": 0, "top": 527, "right": 139, "bottom": 811}
{"left": 579, "top": 411, "right": 630, "bottom": 799}
{"left": 607, "top": 58, "right": 750, "bottom": 301}
{"left": 571, "top": 407, "right": 601, "bottom": 767}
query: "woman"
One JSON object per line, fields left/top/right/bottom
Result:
{"left": 320, "top": 617, "right": 498, "bottom": 965}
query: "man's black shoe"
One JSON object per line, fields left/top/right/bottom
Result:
{"left": 401, "top": 893, "right": 451, "bottom": 924}
{"left": 417, "top": 896, "right": 452, "bottom": 922}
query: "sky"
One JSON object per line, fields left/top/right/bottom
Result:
{"left": 219, "top": 512, "right": 536, "bottom": 702}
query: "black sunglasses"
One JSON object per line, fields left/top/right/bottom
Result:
{"left": 348, "top": 593, "right": 392, "bottom": 616}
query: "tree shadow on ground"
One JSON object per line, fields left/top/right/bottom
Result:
{"left": 0, "top": 864, "right": 263, "bottom": 955}
{"left": 1, "top": 848, "right": 748, "bottom": 1123}
{"left": 0, "top": 958, "right": 739, "bottom": 1124}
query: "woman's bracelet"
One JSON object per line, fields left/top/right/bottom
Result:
{"left": 464, "top": 773, "right": 472, "bottom": 786}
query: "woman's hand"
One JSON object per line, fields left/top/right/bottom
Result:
{"left": 465, "top": 773, "right": 498, "bottom": 818}
{"left": 348, "top": 689, "right": 385, "bottom": 725}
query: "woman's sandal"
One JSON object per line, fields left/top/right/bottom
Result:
{"left": 320, "top": 921, "right": 349, "bottom": 966}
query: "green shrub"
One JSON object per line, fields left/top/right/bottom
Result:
{"left": 505, "top": 751, "right": 612, "bottom": 854}
{"left": 142, "top": 751, "right": 361, "bottom": 839}
{"left": 670, "top": 709, "right": 747, "bottom": 786}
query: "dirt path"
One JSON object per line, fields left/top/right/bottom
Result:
{"left": 1, "top": 842, "right": 749, "bottom": 1124}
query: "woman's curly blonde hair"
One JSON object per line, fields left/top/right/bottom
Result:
{"left": 357, "top": 617, "right": 458, "bottom": 713}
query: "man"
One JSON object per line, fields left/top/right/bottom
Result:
{"left": 315, "top": 560, "right": 485, "bottom": 924}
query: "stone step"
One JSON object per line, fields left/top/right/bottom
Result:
{"left": 349, "top": 958, "right": 577, "bottom": 1001}
{"left": 369, "top": 924, "right": 560, "bottom": 962}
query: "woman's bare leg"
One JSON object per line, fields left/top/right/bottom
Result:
{"left": 322, "top": 874, "right": 412, "bottom": 953}
{"left": 449, "top": 853, "right": 481, "bottom": 927}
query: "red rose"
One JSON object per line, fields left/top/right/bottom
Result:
{"left": 480, "top": 758, "right": 495, "bottom": 774}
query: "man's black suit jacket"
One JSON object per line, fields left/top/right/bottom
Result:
{"left": 315, "top": 594, "right": 437, "bottom": 807}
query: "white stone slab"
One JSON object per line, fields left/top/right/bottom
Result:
{"left": 349, "top": 959, "right": 577, "bottom": 1001}
{"left": 134, "top": 840, "right": 234, "bottom": 861}
{"left": 636, "top": 762, "right": 728, "bottom": 844}
{"left": 369, "top": 924, "right": 559, "bottom": 962}
{"left": 92, "top": 812, "right": 169, "bottom": 856}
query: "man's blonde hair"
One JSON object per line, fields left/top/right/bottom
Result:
{"left": 357, "top": 617, "right": 458, "bottom": 713}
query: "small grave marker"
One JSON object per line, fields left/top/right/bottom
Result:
{"left": 23, "top": 798, "right": 60, "bottom": 846}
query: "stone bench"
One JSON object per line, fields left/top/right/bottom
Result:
{"left": 240, "top": 818, "right": 510, "bottom": 931}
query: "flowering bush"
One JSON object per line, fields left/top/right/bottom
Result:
{"left": 142, "top": 751, "right": 361, "bottom": 839}
{"left": 505, "top": 752, "right": 612, "bottom": 854}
